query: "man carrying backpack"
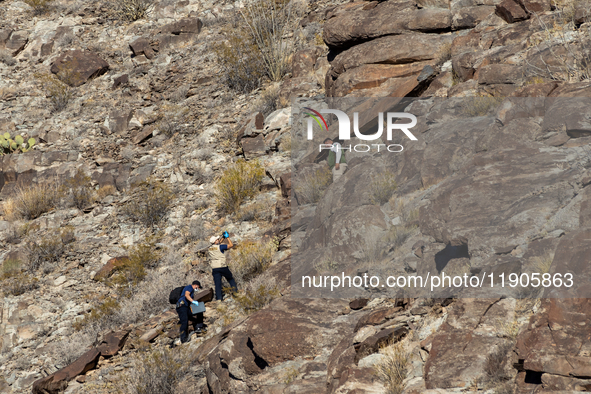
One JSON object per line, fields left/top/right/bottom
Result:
{"left": 208, "top": 232, "right": 238, "bottom": 301}
{"left": 175, "top": 280, "right": 204, "bottom": 343}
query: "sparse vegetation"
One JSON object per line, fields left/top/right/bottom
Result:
{"left": 0, "top": 50, "right": 16, "bottom": 66}
{"left": 118, "top": 348, "right": 191, "bottom": 394}
{"left": 62, "top": 168, "right": 94, "bottom": 209}
{"left": 484, "top": 342, "right": 513, "bottom": 386}
{"left": 73, "top": 298, "right": 121, "bottom": 331}
{"left": 3, "top": 182, "right": 60, "bottom": 221}
{"left": 230, "top": 239, "right": 276, "bottom": 285}
{"left": 463, "top": 95, "right": 504, "bottom": 117}
{"left": 374, "top": 341, "right": 409, "bottom": 394}
{"left": 294, "top": 166, "right": 332, "bottom": 204}
{"left": 24, "top": 0, "right": 53, "bottom": 14}
{"left": 233, "top": 273, "right": 281, "bottom": 313}
{"left": 215, "top": 0, "right": 302, "bottom": 92}
{"left": 96, "top": 184, "right": 118, "bottom": 200}
{"left": 157, "top": 104, "right": 189, "bottom": 137}
{"left": 369, "top": 171, "right": 397, "bottom": 205}
{"left": 1, "top": 272, "right": 39, "bottom": 296}
{"left": 110, "top": 236, "right": 163, "bottom": 293}
{"left": 235, "top": 200, "right": 273, "bottom": 222}
{"left": 123, "top": 179, "right": 174, "bottom": 228}
{"left": 214, "top": 159, "right": 265, "bottom": 214}
{"left": 23, "top": 229, "right": 72, "bottom": 273}
{"left": 112, "top": 0, "right": 155, "bottom": 21}
{"left": 313, "top": 258, "right": 340, "bottom": 274}
{"left": 256, "top": 86, "right": 280, "bottom": 117}
{"left": 37, "top": 73, "right": 72, "bottom": 112}
{"left": 435, "top": 42, "right": 452, "bottom": 67}
{"left": 181, "top": 217, "right": 205, "bottom": 243}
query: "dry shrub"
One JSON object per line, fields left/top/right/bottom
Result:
{"left": 50, "top": 332, "right": 95, "bottom": 368}
{"left": 23, "top": 229, "right": 73, "bottom": 273}
{"left": 181, "top": 218, "right": 205, "bottom": 243}
{"left": 24, "top": 0, "right": 53, "bottom": 14}
{"left": 1, "top": 273, "right": 39, "bottom": 296}
{"left": 230, "top": 239, "right": 276, "bottom": 285}
{"left": 214, "top": 34, "right": 266, "bottom": 93}
{"left": 118, "top": 348, "right": 191, "bottom": 394}
{"left": 157, "top": 103, "right": 189, "bottom": 138}
{"left": 96, "top": 184, "right": 117, "bottom": 200}
{"left": 4, "top": 182, "right": 60, "bottom": 220}
{"left": 123, "top": 179, "right": 174, "bottom": 228}
{"left": 214, "top": 159, "right": 265, "bottom": 214}
{"left": 62, "top": 168, "right": 94, "bottom": 209}
{"left": 279, "top": 133, "right": 292, "bottom": 153}
{"left": 294, "top": 166, "right": 332, "bottom": 204}
{"left": 235, "top": 200, "right": 273, "bottom": 222}
{"left": 112, "top": 0, "right": 154, "bottom": 21}
{"left": 0, "top": 50, "right": 16, "bottom": 66}
{"left": 110, "top": 236, "right": 163, "bottom": 293}
{"left": 256, "top": 86, "right": 280, "bottom": 117}
{"left": 1, "top": 258, "right": 22, "bottom": 278}
{"left": 36, "top": 73, "right": 72, "bottom": 112}
{"left": 463, "top": 95, "right": 504, "bottom": 117}
{"left": 484, "top": 342, "right": 514, "bottom": 385}
{"left": 74, "top": 267, "right": 186, "bottom": 332}
{"left": 215, "top": 0, "right": 302, "bottom": 92}
{"left": 233, "top": 273, "right": 280, "bottom": 313}
{"left": 435, "top": 42, "right": 452, "bottom": 67}
{"left": 370, "top": 171, "right": 397, "bottom": 205}
{"left": 374, "top": 342, "right": 409, "bottom": 394}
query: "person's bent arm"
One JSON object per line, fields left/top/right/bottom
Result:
{"left": 226, "top": 237, "right": 233, "bottom": 249}
{"left": 185, "top": 290, "right": 195, "bottom": 303}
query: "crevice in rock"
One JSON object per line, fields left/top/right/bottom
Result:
{"left": 435, "top": 243, "right": 470, "bottom": 273}
{"left": 246, "top": 337, "right": 269, "bottom": 370}
{"left": 524, "top": 370, "right": 543, "bottom": 384}
{"left": 220, "top": 359, "right": 241, "bottom": 381}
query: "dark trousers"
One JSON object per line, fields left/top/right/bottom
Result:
{"left": 176, "top": 304, "right": 203, "bottom": 343}
{"left": 212, "top": 267, "right": 238, "bottom": 300}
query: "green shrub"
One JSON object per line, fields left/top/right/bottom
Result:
{"left": 369, "top": 171, "right": 397, "bottom": 205}
{"left": 294, "top": 166, "right": 332, "bottom": 204}
{"left": 111, "top": 237, "right": 162, "bottom": 293}
{"left": 374, "top": 342, "right": 409, "bottom": 394}
{"left": 1, "top": 259, "right": 22, "bottom": 279}
{"left": 73, "top": 298, "right": 121, "bottom": 331}
{"left": 214, "top": 159, "right": 265, "bottom": 214}
{"left": 123, "top": 179, "right": 174, "bottom": 228}
{"left": 230, "top": 239, "right": 276, "bottom": 284}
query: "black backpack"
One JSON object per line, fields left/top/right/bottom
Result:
{"left": 169, "top": 286, "right": 186, "bottom": 304}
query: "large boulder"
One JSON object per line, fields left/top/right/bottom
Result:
{"left": 323, "top": 1, "right": 452, "bottom": 48}
{"left": 50, "top": 50, "right": 109, "bottom": 87}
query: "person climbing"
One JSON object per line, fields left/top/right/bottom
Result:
{"left": 324, "top": 137, "right": 347, "bottom": 182}
{"left": 175, "top": 280, "right": 205, "bottom": 343}
{"left": 208, "top": 231, "right": 238, "bottom": 301}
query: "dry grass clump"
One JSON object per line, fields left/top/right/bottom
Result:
{"left": 24, "top": 0, "right": 53, "bottom": 14}
{"left": 157, "top": 103, "right": 189, "bottom": 138}
{"left": 1, "top": 272, "right": 39, "bottom": 296}
{"left": 214, "top": 159, "right": 265, "bottom": 214}
{"left": 235, "top": 200, "right": 273, "bottom": 222}
{"left": 370, "top": 171, "right": 397, "bottom": 205}
{"left": 111, "top": 0, "right": 155, "bottom": 21}
{"left": 435, "top": 42, "right": 452, "bottom": 67}
{"left": 230, "top": 239, "right": 276, "bottom": 285}
{"left": 233, "top": 273, "right": 280, "bottom": 313}
{"left": 23, "top": 227, "right": 74, "bottom": 273}
{"left": 36, "top": 73, "right": 72, "bottom": 112}
{"left": 484, "top": 342, "right": 514, "bottom": 386}
{"left": 294, "top": 166, "right": 332, "bottom": 204}
{"left": 110, "top": 236, "right": 163, "bottom": 293}
{"left": 463, "top": 95, "right": 504, "bottom": 117}
{"left": 96, "top": 184, "right": 118, "bottom": 200}
{"left": 256, "top": 86, "right": 280, "bottom": 117}
{"left": 374, "top": 341, "right": 409, "bottom": 394}
{"left": 62, "top": 168, "right": 95, "bottom": 209}
{"left": 118, "top": 348, "right": 191, "bottom": 394}
{"left": 123, "top": 178, "right": 175, "bottom": 228}
{"left": 3, "top": 182, "right": 60, "bottom": 221}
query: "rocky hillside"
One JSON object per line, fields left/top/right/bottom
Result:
{"left": 1, "top": 0, "right": 591, "bottom": 392}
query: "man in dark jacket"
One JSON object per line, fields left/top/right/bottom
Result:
{"left": 176, "top": 280, "right": 204, "bottom": 343}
